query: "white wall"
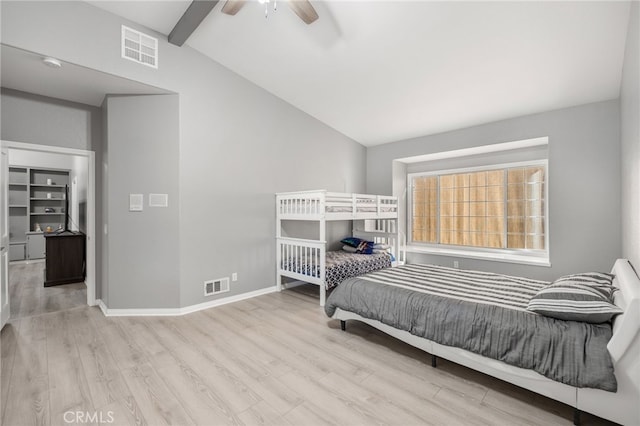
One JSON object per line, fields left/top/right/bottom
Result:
{"left": 72, "top": 154, "right": 88, "bottom": 231}
{"left": 621, "top": 2, "right": 640, "bottom": 270}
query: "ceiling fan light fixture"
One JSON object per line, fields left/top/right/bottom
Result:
{"left": 257, "top": 0, "right": 277, "bottom": 18}
{"left": 222, "top": 0, "right": 317, "bottom": 24}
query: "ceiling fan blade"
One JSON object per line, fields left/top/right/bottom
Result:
{"left": 288, "top": 0, "right": 319, "bottom": 25}
{"left": 221, "top": 0, "right": 246, "bottom": 16}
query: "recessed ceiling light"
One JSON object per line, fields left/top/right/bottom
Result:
{"left": 42, "top": 57, "right": 62, "bottom": 68}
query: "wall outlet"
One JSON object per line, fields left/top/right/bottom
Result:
{"left": 232, "top": 273, "right": 238, "bottom": 282}
{"left": 453, "top": 261, "right": 460, "bottom": 269}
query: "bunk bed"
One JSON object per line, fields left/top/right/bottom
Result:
{"left": 325, "top": 259, "right": 640, "bottom": 426}
{"left": 276, "top": 190, "right": 401, "bottom": 306}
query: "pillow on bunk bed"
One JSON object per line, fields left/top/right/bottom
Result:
{"left": 355, "top": 244, "right": 374, "bottom": 254}
{"left": 527, "top": 272, "right": 622, "bottom": 323}
{"left": 342, "top": 245, "right": 358, "bottom": 253}
{"left": 340, "top": 237, "right": 375, "bottom": 254}
{"left": 341, "top": 237, "right": 369, "bottom": 247}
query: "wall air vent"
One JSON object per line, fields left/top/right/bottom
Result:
{"left": 204, "top": 277, "right": 230, "bottom": 297}
{"left": 121, "top": 25, "right": 158, "bottom": 69}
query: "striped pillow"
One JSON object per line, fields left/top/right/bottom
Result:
{"left": 527, "top": 272, "right": 622, "bottom": 323}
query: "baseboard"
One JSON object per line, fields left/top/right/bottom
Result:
{"left": 97, "top": 299, "right": 108, "bottom": 315}
{"left": 9, "top": 259, "right": 45, "bottom": 265}
{"left": 96, "top": 286, "right": 278, "bottom": 317}
{"left": 180, "top": 286, "right": 278, "bottom": 315}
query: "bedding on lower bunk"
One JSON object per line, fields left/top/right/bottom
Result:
{"left": 284, "top": 250, "right": 392, "bottom": 289}
{"left": 324, "top": 264, "right": 617, "bottom": 391}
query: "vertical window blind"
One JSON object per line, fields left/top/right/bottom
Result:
{"left": 411, "top": 164, "right": 546, "bottom": 252}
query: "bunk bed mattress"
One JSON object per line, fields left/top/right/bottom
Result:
{"left": 326, "top": 206, "right": 396, "bottom": 213}
{"left": 327, "top": 195, "right": 395, "bottom": 213}
{"left": 325, "top": 264, "right": 617, "bottom": 391}
{"left": 285, "top": 251, "right": 392, "bottom": 290}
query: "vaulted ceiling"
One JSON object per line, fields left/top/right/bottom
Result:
{"left": 89, "top": 1, "right": 631, "bottom": 146}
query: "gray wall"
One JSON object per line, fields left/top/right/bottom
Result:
{"left": 2, "top": 1, "right": 366, "bottom": 309}
{"left": 178, "top": 74, "right": 365, "bottom": 307}
{"left": 367, "top": 100, "right": 621, "bottom": 281}
{"left": 621, "top": 2, "right": 640, "bottom": 271}
{"left": 105, "top": 95, "right": 180, "bottom": 308}
{"left": 1, "top": 88, "right": 101, "bottom": 151}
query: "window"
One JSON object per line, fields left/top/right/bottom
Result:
{"left": 409, "top": 161, "right": 547, "bottom": 258}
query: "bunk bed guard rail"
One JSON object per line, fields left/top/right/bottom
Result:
{"left": 276, "top": 237, "right": 326, "bottom": 286}
{"left": 276, "top": 190, "right": 398, "bottom": 219}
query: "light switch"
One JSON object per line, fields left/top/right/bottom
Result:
{"left": 149, "top": 193, "right": 168, "bottom": 207}
{"left": 129, "top": 194, "right": 143, "bottom": 211}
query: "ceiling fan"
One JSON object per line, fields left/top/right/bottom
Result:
{"left": 221, "top": 0, "right": 319, "bottom": 24}
{"left": 168, "top": 0, "right": 320, "bottom": 47}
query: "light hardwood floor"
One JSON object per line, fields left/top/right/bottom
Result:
{"left": 1, "top": 265, "right": 615, "bottom": 426}
{"left": 7, "top": 261, "right": 86, "bottom": 320}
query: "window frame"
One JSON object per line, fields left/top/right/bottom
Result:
{"left": 407, "top": 159, "right": 550, "bottom": 266}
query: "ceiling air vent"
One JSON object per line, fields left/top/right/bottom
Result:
{"left": 121, "top": 25, "right": 158, "bottom": 69}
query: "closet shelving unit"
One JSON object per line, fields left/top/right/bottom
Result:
{"left": 8, "top": 166, "right": 70, "bottom": 261}
{"left": 8, "top": 166, "right": 28, "bottom": 261}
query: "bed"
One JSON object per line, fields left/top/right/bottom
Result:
{"left": 282, "top": 250, "right": 393, "bottom": 291}
{"left": 325, "top": 260, "right": 640, "bottom": 425}
{"left": 276, "top": 190, "right": 402, "bottom": 306}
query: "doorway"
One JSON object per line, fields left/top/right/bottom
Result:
{"left": 1, "top": 140, "right": 96, "bottom": 321}
{"left": 0, "top": 44, "right": 174, "bottom": 325}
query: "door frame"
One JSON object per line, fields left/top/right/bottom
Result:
{"left": 1, "top": 146, "right": 10, "bottom": 328}
{"left": 1, "top": 140, "right": 97, "bottom": 306}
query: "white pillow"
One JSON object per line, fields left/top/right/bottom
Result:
{"left": 373, "top": 243, "right": 390, "bottom": 249}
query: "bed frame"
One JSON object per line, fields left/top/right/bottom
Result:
{"left": 332, "top": 259, "right": 640, "bottom": 425}
{"left": 276, "top": 190, "right": 401, "bottom": 306}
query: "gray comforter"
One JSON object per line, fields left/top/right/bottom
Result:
{"left": 325, "top": 264, "right": 617, "bottom": 391}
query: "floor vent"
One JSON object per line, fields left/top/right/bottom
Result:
{"left": 121, "top": 25, "right": 158, "bottom": 69}
{"left": 204, "top": 278, "right": 230, "bottom": 296}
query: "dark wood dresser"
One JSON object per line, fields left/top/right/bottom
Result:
{"left": 44, "top": 231, "right": 86, "bottom": 287}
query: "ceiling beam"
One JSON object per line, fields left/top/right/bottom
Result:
{"left": 168, "top": 0, "right": 219, "bottom": 47}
